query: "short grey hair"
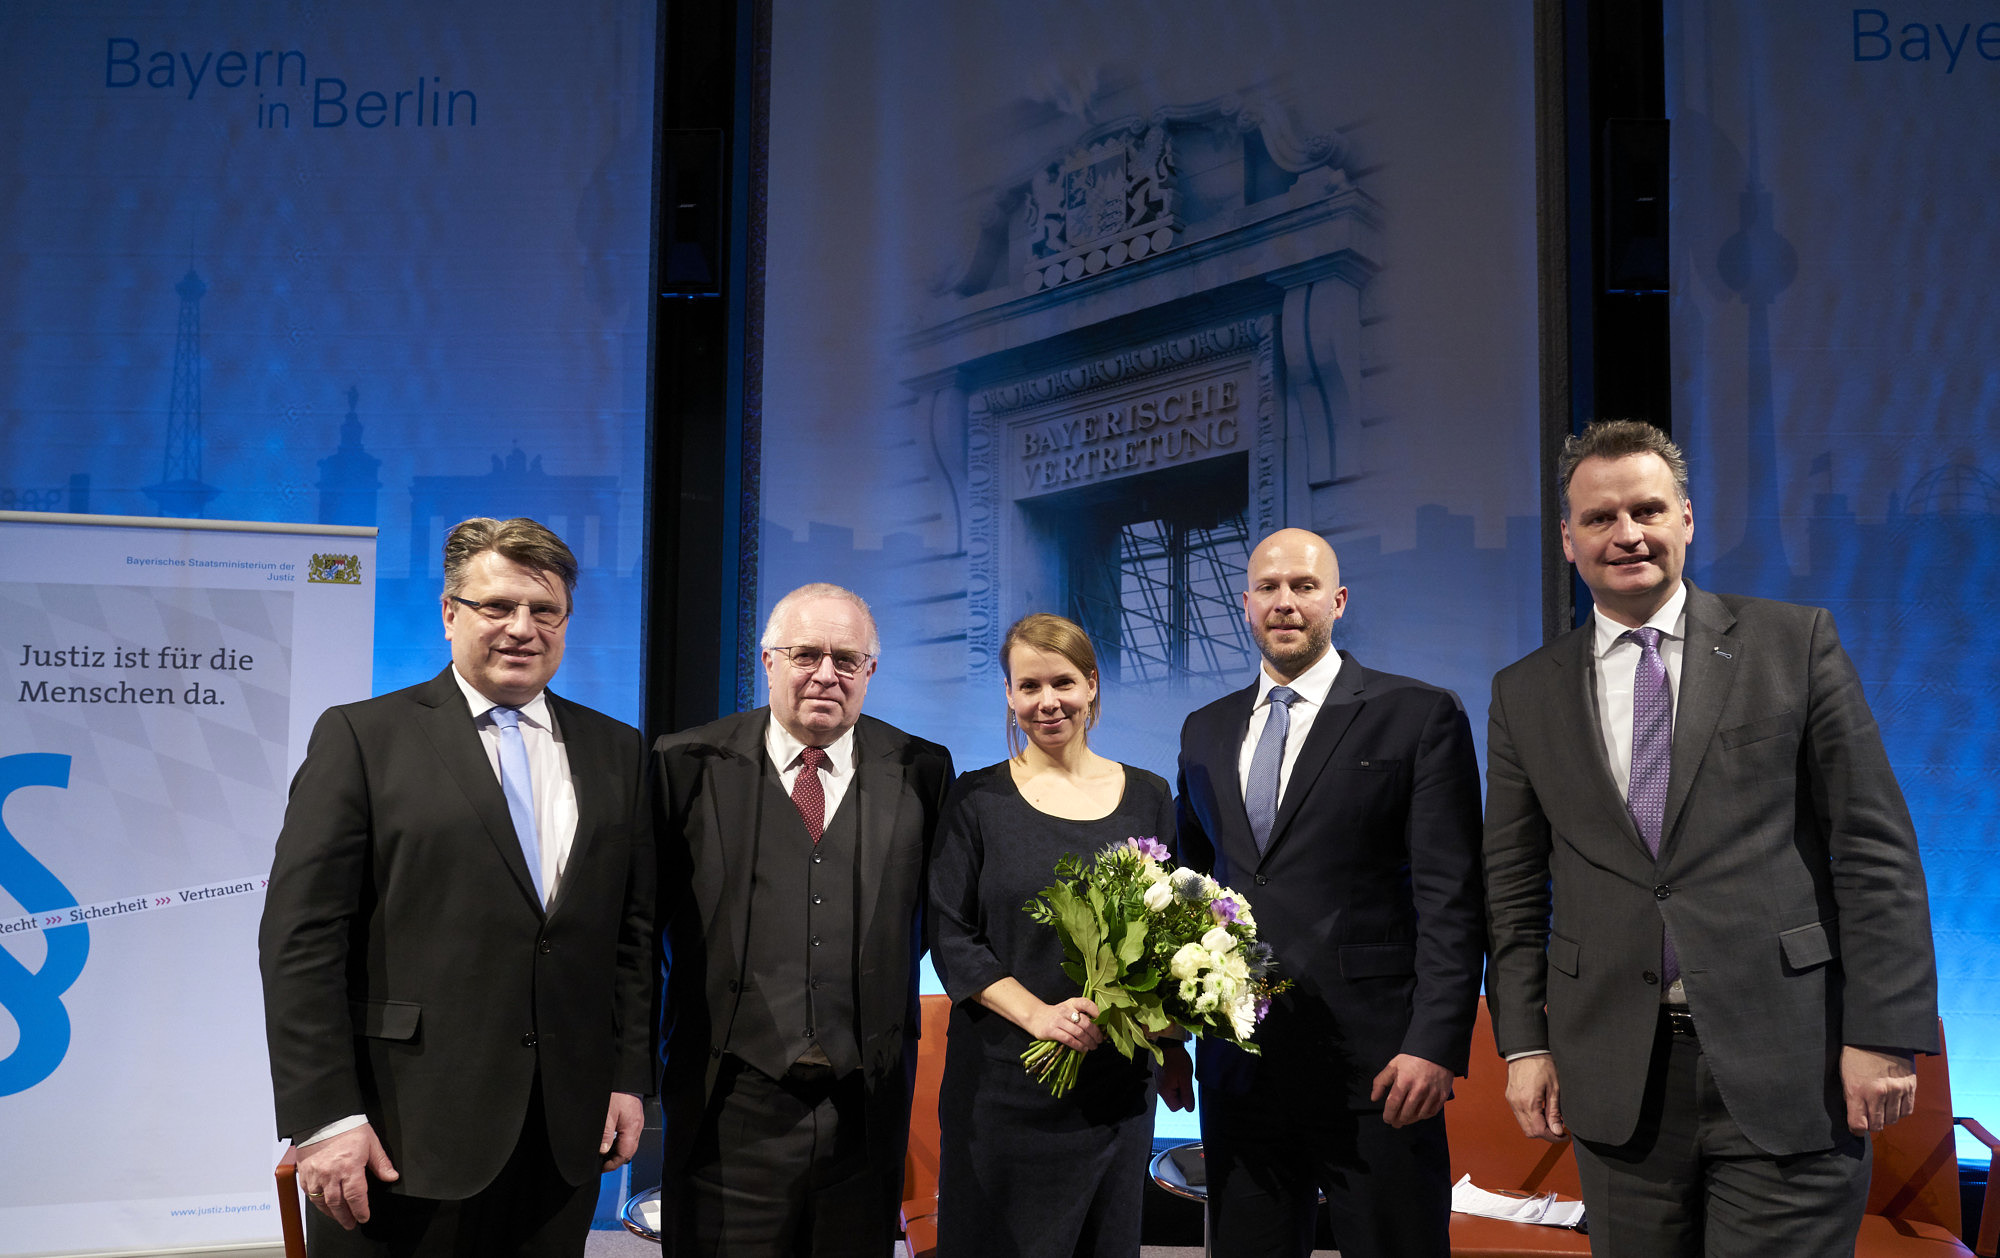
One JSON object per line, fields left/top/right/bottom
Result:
{"left": 441, "top": 517, "right": 578, "bottom": 604}
{"left": 760, "top": 582, "right": 881, "bottom": 655}
{"left": 1557, "top": 420, "right": 1691, "bottom": 517}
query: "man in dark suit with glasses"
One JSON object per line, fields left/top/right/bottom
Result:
{"left": 260, "top": 516, "right": 652, "bottom": 1257}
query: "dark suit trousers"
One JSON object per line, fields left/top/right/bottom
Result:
{"left": 669, "top": 1056, "right": 891, "bottom": 1258}
{"left": 304, "top": 1078, "right": 599, "bottom": 1258}
{"left": 1572, "top": 1014, "right": 1870, "bottom": 1258}
{"left": 1202, "top": 1073, "right": 1450, "bottom": 1258}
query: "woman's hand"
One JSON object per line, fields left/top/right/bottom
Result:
{"left": 1027, "top": 996, "right": 1104, "bottom": 1052}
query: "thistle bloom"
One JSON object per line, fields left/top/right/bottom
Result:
{"left": 1170, "top": 868, "right": 1207, "bottom": 902}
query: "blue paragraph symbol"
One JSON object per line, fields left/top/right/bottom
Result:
{"left": 0, "top": 753, "right": 89, "bottom": 1096}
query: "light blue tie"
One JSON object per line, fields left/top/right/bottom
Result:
{"left": 489, "top": 706, "right": 545, "bottom": 905}
{"left": 1246, "top": 686, "right": 1299, "bottom": 855}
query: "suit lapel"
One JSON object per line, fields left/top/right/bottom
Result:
{"left": 1547, "top": 624, "right": 1652, "bottom": 860}
{"left": 542, "top": 691, "right": 605, "bottom": 918}
{"left": 413, "top": 667, "right": 544, "bottom": 914}
{"left": 1263, "top": 655, "right": 1363, "bottom": 863}
{"left": 1662, "top": 584, "right": 1737, "bottom": 855}
{"left": 851, "top": 719, "right": 906, "bottom": 966}
{"left": 703, "top": 713, "right": 769, "bottom": 961}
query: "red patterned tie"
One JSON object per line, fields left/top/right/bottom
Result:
{"left": 792, "top": 746, "right": 828, "bottom": 842}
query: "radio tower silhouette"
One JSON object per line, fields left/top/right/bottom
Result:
{"left": 144, "top": 268, "right": 220, "bottom": 517}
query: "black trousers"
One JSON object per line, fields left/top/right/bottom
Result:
{"left": 1201, "top": 1072, "right": 1451, "bottom": 1258}
{"left": 668, "top": 1055, "right": 892, "bottom": 1258}
{"left": 1572, "top": 1012, "right": 1870, "bottom": 1258}
{"left": 305, "top": 1078, "right": 599, "bottom": 1258}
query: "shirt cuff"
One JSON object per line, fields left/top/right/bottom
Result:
{"left": 295, "top": 1113, "right": 369, "bottom": 1148}
{"left": 1504, "top": 1050, "right": 1552, "bottom": 1062}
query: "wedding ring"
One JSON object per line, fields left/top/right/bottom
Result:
{"left": 308, "top": 1190, "right": 325, "bottom": 1198}
{"left": 1068, "top": 1010, "right": 1080, "bottom": 1024}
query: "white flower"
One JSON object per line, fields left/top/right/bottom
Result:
{"left": 1216, "top": 949, "right": 1251, "bottom": 983}
{"left": 1143, "top": 861, "right": 1171, "bottom": 886}
{"left": 1143, "top": 880, "right": 1175, "bottom": 912}
{"left": 1169, "top": 943, "right": 1210, "bottom": 981}
{"left": 1227, "top": 994, "right": 1257, "bottom": 1040}
{"left": 1200, "top": 926, "right": 1236, "bottom": 955}
{"left": 1194, "top": 988, "right": 1220, "bottom": 1013}
{"left": 1200, "top": 875, "right": 1221, "bottom": 900}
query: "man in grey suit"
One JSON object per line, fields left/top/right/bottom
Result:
{"left": 652, "top": 583, "right": 954, "bottom": 1257}
{"left": 1484, "top": 420, "right": 1938, "bottom": 1256}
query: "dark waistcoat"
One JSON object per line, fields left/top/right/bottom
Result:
{"left": 725, "top": 762, "right": 861, "bottom": 1078}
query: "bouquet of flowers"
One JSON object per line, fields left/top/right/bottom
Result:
{"left": 1020, "top": 836, "right": 1288, "bottom": 1096}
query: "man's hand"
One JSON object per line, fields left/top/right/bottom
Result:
{"left": 1505, "top": 1054, "right": 1566, "bottom": 1141}
{"left": 600, "top": 1091, "right": 645, "bottom": 1171}
{"left": 1842, "top": 1046, "right": 1917, "bottom": 1135}
{"left": 1156, "top": 1040, "right": 1196, "bottom": 1111}
{"left": 296, "top": 1123, "right": 399, "bottom": 1230}
{"left": 1370, "top": 1053, "right": 1453, "bottom": 1128}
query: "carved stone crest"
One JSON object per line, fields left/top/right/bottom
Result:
{"left": 1024, "top": 124, "right": 1179, "bottom": 292}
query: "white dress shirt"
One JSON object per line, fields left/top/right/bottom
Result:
{"left": 1588, "top": 582, "right": 1688, "bottom": 803}
{"left": 452, "top": 667, "right": 580, "bottom": 901}
{"left": 1236, "top": 647, "right": 1345, "bottom": 803}
{"left": 765, "top": 717, "right": 858, "bottom": 820}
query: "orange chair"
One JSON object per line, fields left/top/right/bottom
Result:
{"left": 274, "top": 1145, "right": 307, "bottom": 1258}
{"left": 901, "top": 991, "right": 951, "bottom": 1258}
{"left": 1445, "top": 999, "right": 1998, "bottom": 1257}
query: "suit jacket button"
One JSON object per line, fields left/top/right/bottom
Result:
{"left": 1255, "top": 875, "right": 1269, "bottom": 886}
{"left": 1643, "top": 971, "right": 1659, "bottom": 985}
{"left": 538, "top": 939, "right": 552, "bottom": 955}
{"left": 710, "top": 1047, "right": 722, "bottom": 1059}
{"left": 1654, "top": 884, "right": 1671, "bottom": 899}
{"left": 728, "top": 980, "right": 740, "bottom": 993}
{"left": 521, "top": 1032, "right": 538, "bottom": 1047}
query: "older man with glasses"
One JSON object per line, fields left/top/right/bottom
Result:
{"left": 651, "top": 582, "right": 956, "bottom": 1257}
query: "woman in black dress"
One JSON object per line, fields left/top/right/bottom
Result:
{"left": 930, "top": 613, "right": 1194, "bottom": 1258}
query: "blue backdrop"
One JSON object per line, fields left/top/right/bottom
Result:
{"left": 1667, "top": 0, "right": 2000, "bottom": 1153}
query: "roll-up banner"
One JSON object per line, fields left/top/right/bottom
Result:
{"left": 0, "top": 511, "right": 375, "bottom": 1255}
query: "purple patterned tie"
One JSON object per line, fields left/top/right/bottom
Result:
{"left": 1624, "top": 627, "right": 1678, "bottom": 985}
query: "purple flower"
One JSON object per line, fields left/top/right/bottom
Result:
{"left": 1254, "top": 995, "right": 1272, "bottom": 1022}
{"left": 1125, "top": 836, "right": 1171, "bottom": 862}
{"left": 1209, "top": 896, "right": 1241, "bottom": 925}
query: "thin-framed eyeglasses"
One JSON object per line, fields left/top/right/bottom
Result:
{"left": 449, "top": 595, "right": 570, "bottom": 628}
{"left": 769, "top": 645, "right": 873, "bottom": 677}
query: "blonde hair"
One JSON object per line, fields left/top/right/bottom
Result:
{"left": 1001, "top": 612, "right": 1101, "bottom": 757}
